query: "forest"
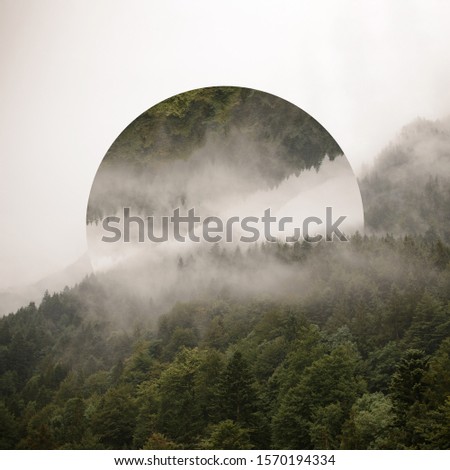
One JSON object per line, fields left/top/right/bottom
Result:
{"left": 0, "top": 117, "right": 449, "bottom": 450}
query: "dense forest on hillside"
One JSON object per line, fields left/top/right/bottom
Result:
{"left": 361, "top": 117, "right": 450, "bottom": 243}
{"left": 105, "top": 87, "right": 342, "bottom": 167}
{"left": 1, "top": 233, "right": 449, "bottom": 450}
{"left": 1, "top": 118, "right": 449, "bottom": 450}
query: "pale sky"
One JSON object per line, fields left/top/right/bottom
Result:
{"left": 1, "top": 0, "right": 450, "bottom": 289}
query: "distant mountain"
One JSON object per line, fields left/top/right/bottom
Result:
{"left": 0, "top": 253, "right": 92, "bottom": 317}
{"left": 360, "top": 117, "right": 450, "bottom": 242}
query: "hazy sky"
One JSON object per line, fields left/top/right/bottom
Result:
{"left": 1, "top": 0, "right": 450, "bottom": 289}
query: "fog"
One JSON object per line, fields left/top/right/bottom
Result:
{"left": 83, "top": 117, "right": 363, "bottom": 315}
{"left": 1, "top": 1, "right": 450, "bottom": 309}
{"left": 3, "top": 114, "right": 447, "bottom": 318}
{"left": 360, "top": 117, "right": 450, "bottom": 240}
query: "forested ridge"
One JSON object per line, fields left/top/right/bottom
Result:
{"left": 1, "top": 233, "right": 449, "bottom": 450}
{"left": 1, "top": 118, "right": 450, "bottom": 450}
{"left": 361, "top": 117, "right": 450, "bottom": 243}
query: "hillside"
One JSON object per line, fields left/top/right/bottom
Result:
{"left": 0, "top": 254, "right": 92, "bottom": 318}
{"left": 0, "top": 117, "right": 449, "bottom": 450}
{"left": 361, "top": 117, "right": 450, "bottom": 242}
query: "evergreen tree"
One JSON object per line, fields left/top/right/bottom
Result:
{"left": 91, "top": 385, "right": 137, "bottom": 449}
{"left": 218, "top": 351, "right": 258, "bottom": 425}
{"left": 200, "top": 420, "right": 253, "bottom": 450}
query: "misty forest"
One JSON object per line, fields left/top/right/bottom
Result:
{"left": 1, "top": 88, "right": 449, "bottom": 450}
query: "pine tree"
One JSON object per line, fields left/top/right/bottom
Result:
{"left": 91, "top": 385, "right": 137, "bottom": 449}
{"left": 218, "top": 351, "right": 258, "bottom": 425}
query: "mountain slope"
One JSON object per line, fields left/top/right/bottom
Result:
{"left": 360, "top": 117, "right": 450, "bottom": 242}
{"left": 0, "top": 117, "right": 449, "bottom": 450}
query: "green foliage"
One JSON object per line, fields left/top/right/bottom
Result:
{"left": 309, "top": 403, "right": 344, "bottom": 449}
{"left": 90, "top": 385, "right": 137, "bottom": 449}
{"left": 0, "top": 237, "right": 449, "bottom": 449}
{"left": 143, "top": 433, "right": 179, "bottom": 450}
{"left": 0, "top": 401, "right": 19, "bottom": 449}
{"left": 390, "top": 349, "right": 429, "bottom": 413}
{"left": 200, "top": 420, "right": 253, "bottom": 450}
{"left": 156, "top": 348, "right": 207, "bottom": 443}
{"left": 104, "top": 87, "right": 341, "bottom": 170}
{"left": 341, "top": 393, "right": 394, "bottom": 449}
{"left": 272, "top": 342, "right": 365, "bottom": 449}
{"left": 219, "top": 352, "right": 258, "bottom": 424}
